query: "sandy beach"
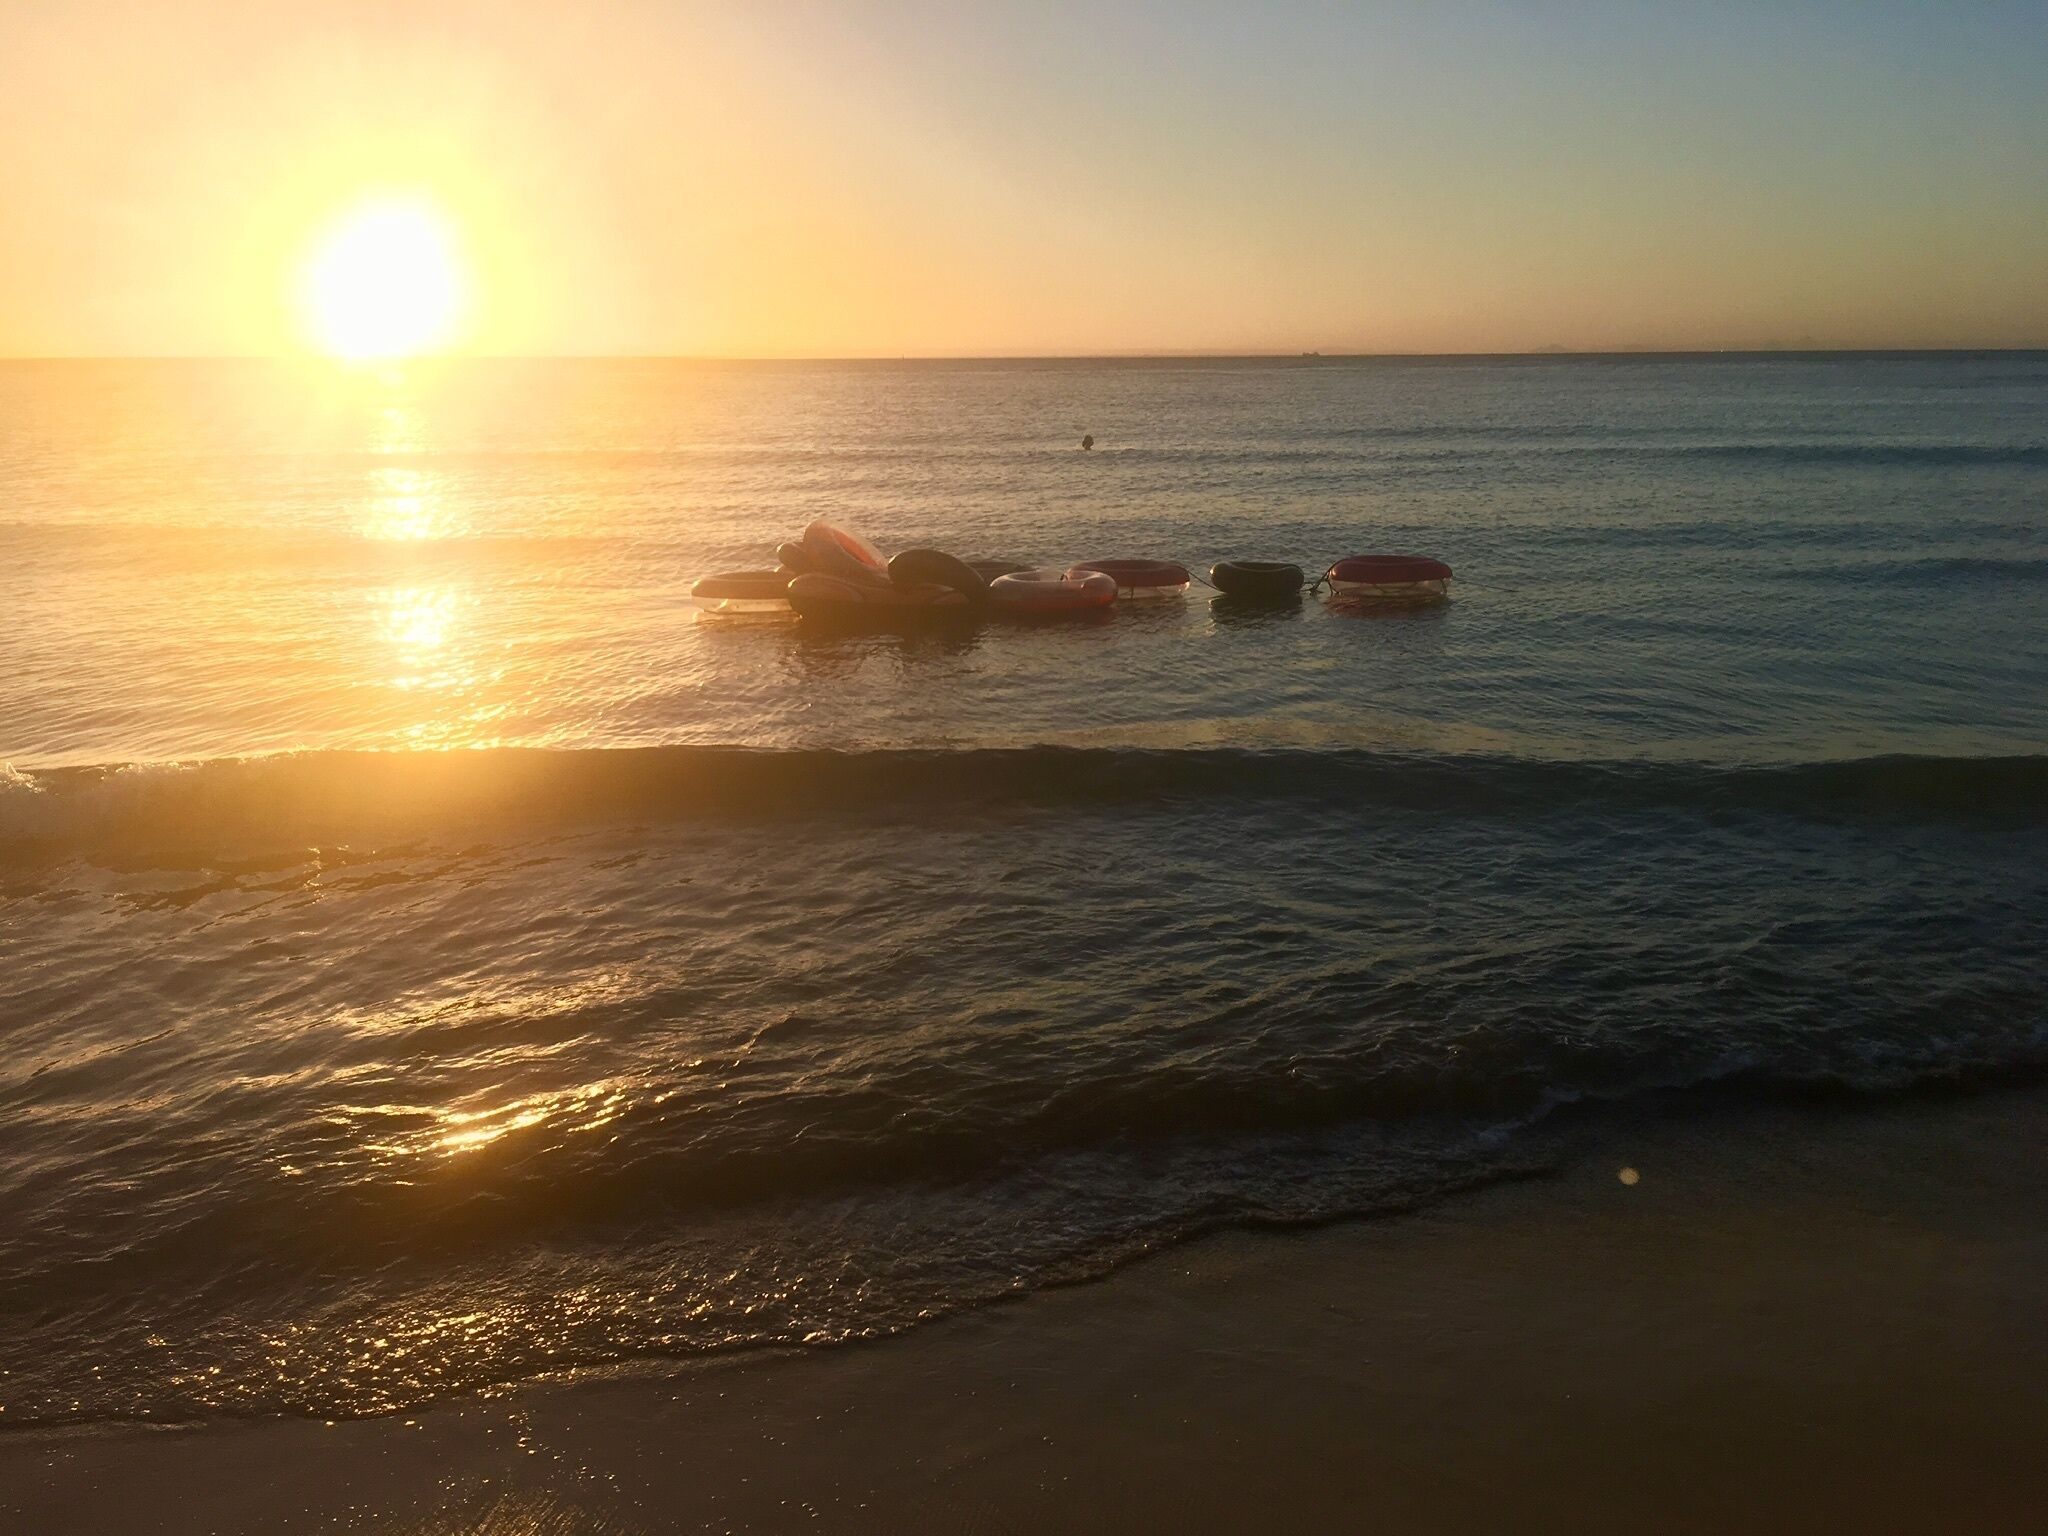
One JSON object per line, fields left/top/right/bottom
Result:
{"left": 7, "top": 1086, "right": 2042, "bottom": 1535}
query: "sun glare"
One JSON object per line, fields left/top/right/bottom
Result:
{"left": 301, "top": 197, "right": 467, "bottom": 360}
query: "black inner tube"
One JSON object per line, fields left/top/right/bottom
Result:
{"left": 888, "top": 548, "right": 991, "bottom": 605}
{"left": 1210, "top": 560, "right": 1305, "bottom": 599}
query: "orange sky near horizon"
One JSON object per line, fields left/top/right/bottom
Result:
{"left": 3, "top": 0, "right": 2045, "bottom": 358}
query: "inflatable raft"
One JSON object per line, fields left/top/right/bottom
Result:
{"left": 690, "top": 568, "right": 795, "bottom": 615}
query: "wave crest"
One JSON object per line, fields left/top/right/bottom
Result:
{"left": 4, "top": 747, "right": 2042, "bottom": 859}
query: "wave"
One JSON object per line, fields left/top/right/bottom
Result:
{"left": 1667, "top": 442, "right": 2048, "bottom": 468}
{"left": 948, "top": 440, "right": 2048, "bottom": 468}
{"left": 1786, "top": 554, "right": 2048, "bottom": 585}
{"left": 7, "top": 1031, "right": 2042, "bottom": 1317}
{"left": 4, "top": 747, "right": 2043, "bottom": 858}
{"left": 4, "top": 1062, "right": 2041, "bottom": 1430}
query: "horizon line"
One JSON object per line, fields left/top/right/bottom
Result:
{"left": 4, "top": 345, "right": 2047, "bottom": 365}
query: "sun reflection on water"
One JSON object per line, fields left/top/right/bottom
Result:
{"left": 378, "top": 586, "right": 465, "bottom": 687}
{"left": 358, "top": 372, "right": 467, "bottom": 540}
{"left": 437, "top": 1104, "right": 550, "bottom": 1154}
{"left": 369, "top": 584, "right": 519, "bottom": 749}
{"left": 371, "top": 392, "right": 423, "bottom": 454}
{"left": 428, "top": 1082, "right": 634, "bottom": 1157}
{"left": 365, "top": 464, "right": 460, "bottom": 542}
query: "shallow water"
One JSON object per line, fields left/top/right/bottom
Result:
{"left": 3, "top": 355, "right": 2044, "bottom": 1424}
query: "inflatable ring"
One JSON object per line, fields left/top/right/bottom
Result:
{"left": 988, "top": 567, "right": 1118, "bottom": 615}
{"left": 1069, "top": 559, "right": 1190, "bottom": 598}
{"left": 1209, "top": 561, "right": 1304, "bottom": 600}
{"left": 775, "top": 541, "right": 814, "bottom": 574}
{"left": 787, "top": 572, "right": 973, "bottom": 624}
{"left": 800, "top": 521, "right": 891, "bottom": 586}
{"left": 969, "top": 559, "right": 1032, "bottom": 582}
{"left": 1325, "top": 554, "right": 1452, "bottom": 602}
{"left": 889, "top": 548, "right": 990, "bottom": 605}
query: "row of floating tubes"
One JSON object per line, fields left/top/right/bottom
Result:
{"left": 690, "top": 522, "right": 1453, "bottom": 622}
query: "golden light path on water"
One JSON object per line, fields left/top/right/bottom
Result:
{"left": 425, "top": 1082, "right": 637, "bottom": 1158}
{"left": 365, "top": 465, "right": 458, "bottom": 544}
{"left": 352, "top": 373, "right": 518, "bottom": 749}
{"left": 377, "top": 587, "right": 467, "bottom": 690}
{"left": 363, "top": 388, "right": 457, "bottom": 541}
{"left": 207, "top": 1066, "right": 662, "bottom": 1419}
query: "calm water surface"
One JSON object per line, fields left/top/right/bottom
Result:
{"left": 2, "top": 355, "right": 2044, "bottom": 1424}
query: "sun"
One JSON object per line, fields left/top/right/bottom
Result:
{"left": 299, "top": 196, "right": 468, "bottom": 360}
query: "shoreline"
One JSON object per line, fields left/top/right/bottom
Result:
{"left": 6, "top": 1085, "right": 2044, "bottom": 1534}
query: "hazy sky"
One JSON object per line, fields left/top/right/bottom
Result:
{"left": 3, "top": 0, "right": 2044, "bottom": 355}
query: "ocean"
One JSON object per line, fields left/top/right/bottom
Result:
{"left": 2, "top": 353, "right": 2044, "bottom": 1427}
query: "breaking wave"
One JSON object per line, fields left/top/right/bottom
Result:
{"left": 4, "top": 747, "right": 2042, "bottom": 860}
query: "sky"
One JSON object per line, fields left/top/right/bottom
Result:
{"left": 2, "top": 0, "right": 2044, "bottom": 356}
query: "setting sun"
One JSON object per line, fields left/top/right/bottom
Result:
{"left": 299, "top": 196, "right": 467, "bottom": 360}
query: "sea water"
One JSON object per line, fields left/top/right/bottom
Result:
{"left": 2, "top": 354, "right": 2043, "bottom": 1423}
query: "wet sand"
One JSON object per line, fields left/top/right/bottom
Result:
{"left": 5, "top": 1088, "right": 2043, "bottom": 1534}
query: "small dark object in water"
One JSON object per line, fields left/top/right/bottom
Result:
{"left": 1210, "top": 561, "right": 1305, "bottom": 601}
{"left": 888, "top": 548, "right": 990, "bottom": 605}
{"left": 1081, "top": 434, "right": 1094, "bottom": 450}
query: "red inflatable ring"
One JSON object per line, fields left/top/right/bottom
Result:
{"left": 1328, "top": 555, "right": 1453, "bottom": 585}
